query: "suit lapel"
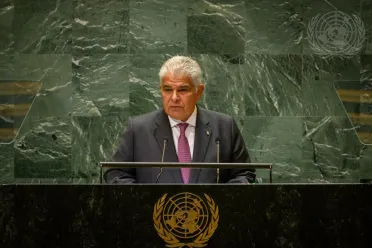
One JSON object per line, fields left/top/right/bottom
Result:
{"left": 153, "top": 109, "right": 182, "bottom": 183}
{"left": 189, "top": 107, "right": 211, "bottom": 183}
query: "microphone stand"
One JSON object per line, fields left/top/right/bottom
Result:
{"left": 216, "top": 139, "right": 220, "bottom": 183}
{"left": 156, "top": 138, "right": 167, "bottom": 183}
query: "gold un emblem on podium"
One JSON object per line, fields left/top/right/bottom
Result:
{"left": 153, "top": 192, "right": 219, "bottom": 248}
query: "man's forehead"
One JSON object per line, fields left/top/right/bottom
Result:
{"left": 162, "top": 74, "right": 193, "bottom": 85}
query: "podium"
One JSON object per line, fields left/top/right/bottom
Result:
{"left": 99, "top": 162, "right": 274, "bottom": 184}
{"left": 0, "top": 184, "right": 371, "bottom": 247}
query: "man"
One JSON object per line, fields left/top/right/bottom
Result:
{"left": 104, "top": 56, "right": 255, "bottom": 184}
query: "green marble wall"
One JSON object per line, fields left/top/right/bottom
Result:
{"left": 0, "top": 0, "right": 371, "bottom": 183}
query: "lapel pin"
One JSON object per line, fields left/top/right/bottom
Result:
{"left": 206, "top": 131, "right": 210, "bottom": 136}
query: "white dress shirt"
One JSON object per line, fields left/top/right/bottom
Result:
{"left": 168, "top": 107, "right": 197, "bottom": 160}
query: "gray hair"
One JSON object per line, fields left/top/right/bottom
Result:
{"left": 159, "top": 56, "right": 202, "bottom": 88}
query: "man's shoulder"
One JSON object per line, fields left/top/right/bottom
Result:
{"left": 199, "top": 107, "right": 232, "bottom": 122}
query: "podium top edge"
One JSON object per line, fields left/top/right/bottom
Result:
{"left": 100, "top": 162, "right": 273, "bottom": 165}
{"left": 99, "top": 162, "right": 274, "bottom": 168}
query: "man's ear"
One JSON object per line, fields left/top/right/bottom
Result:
{"left": 196, "top": 83, "right": 204, "bottom": 100}
{"left": 198, "top": 83, "right": 205, "bottom": 95}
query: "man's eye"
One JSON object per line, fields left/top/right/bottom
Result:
{"left": 164, "top": 88, "right": 172, "bottom": 91}
{"left": 179, "top": 89, "right": 188, "bottom": 92}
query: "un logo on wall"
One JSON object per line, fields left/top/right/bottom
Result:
{"left": 153, "top": 192, "right": 219, "bottom": 247}
{"left": 307, "top": 11, "right": 365, "bottom": 58}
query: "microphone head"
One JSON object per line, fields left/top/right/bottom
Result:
{"left": 163, "top": 136, "right": 169, "bottom": 142}
{"left": 215, "top": 137, "right": 221, "bottom": 143}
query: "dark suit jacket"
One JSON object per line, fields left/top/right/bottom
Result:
{"left": 104, "top": 106, "right": 255, "bottom": 184}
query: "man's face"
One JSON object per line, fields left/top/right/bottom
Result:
{"left": 160, "top": 73, "right": 204, "bottom": 121}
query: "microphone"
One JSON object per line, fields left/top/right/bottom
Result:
{"left": 156, "top": 136, "right": 168, "bottom": 183}
{"left": 215, "top": 137, "right": 221, "bottom": 183}
{"left": 161, "top": 136, "right": 168, "bottom": 163}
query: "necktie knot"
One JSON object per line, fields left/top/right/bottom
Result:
{"left": 178, "top": 123, "right": 189, "bottom": 134}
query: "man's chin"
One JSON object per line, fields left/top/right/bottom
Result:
{"left": 167, "top": 109, "right": 185, "bottom": 120}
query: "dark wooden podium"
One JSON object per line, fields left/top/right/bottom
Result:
{"left": 1, "top": 184, "right": 371, "bottom": 247}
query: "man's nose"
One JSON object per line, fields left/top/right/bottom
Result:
{"left": 171, "top": 90, "right": 179, "bottom": 101}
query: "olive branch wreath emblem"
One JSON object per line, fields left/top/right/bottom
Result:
{"left": 153, "top": 193, "right": 219, "bottom": 248}
{"left": 307, "top": 11, "right": 365, "bottom": 58}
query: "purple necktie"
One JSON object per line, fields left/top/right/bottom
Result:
{"left": 177, "top": 123, "right": 191, "bottom": 184}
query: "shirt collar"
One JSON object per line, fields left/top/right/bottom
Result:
{"left": 168, "top": 106, "right": 197, "bottom": 127}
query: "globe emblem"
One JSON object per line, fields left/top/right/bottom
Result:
{"left": 162, "top": 192, "right": 210, "bottom": 239}
{"left": 307, "top": 11, "right": 365, "bottom": 57}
